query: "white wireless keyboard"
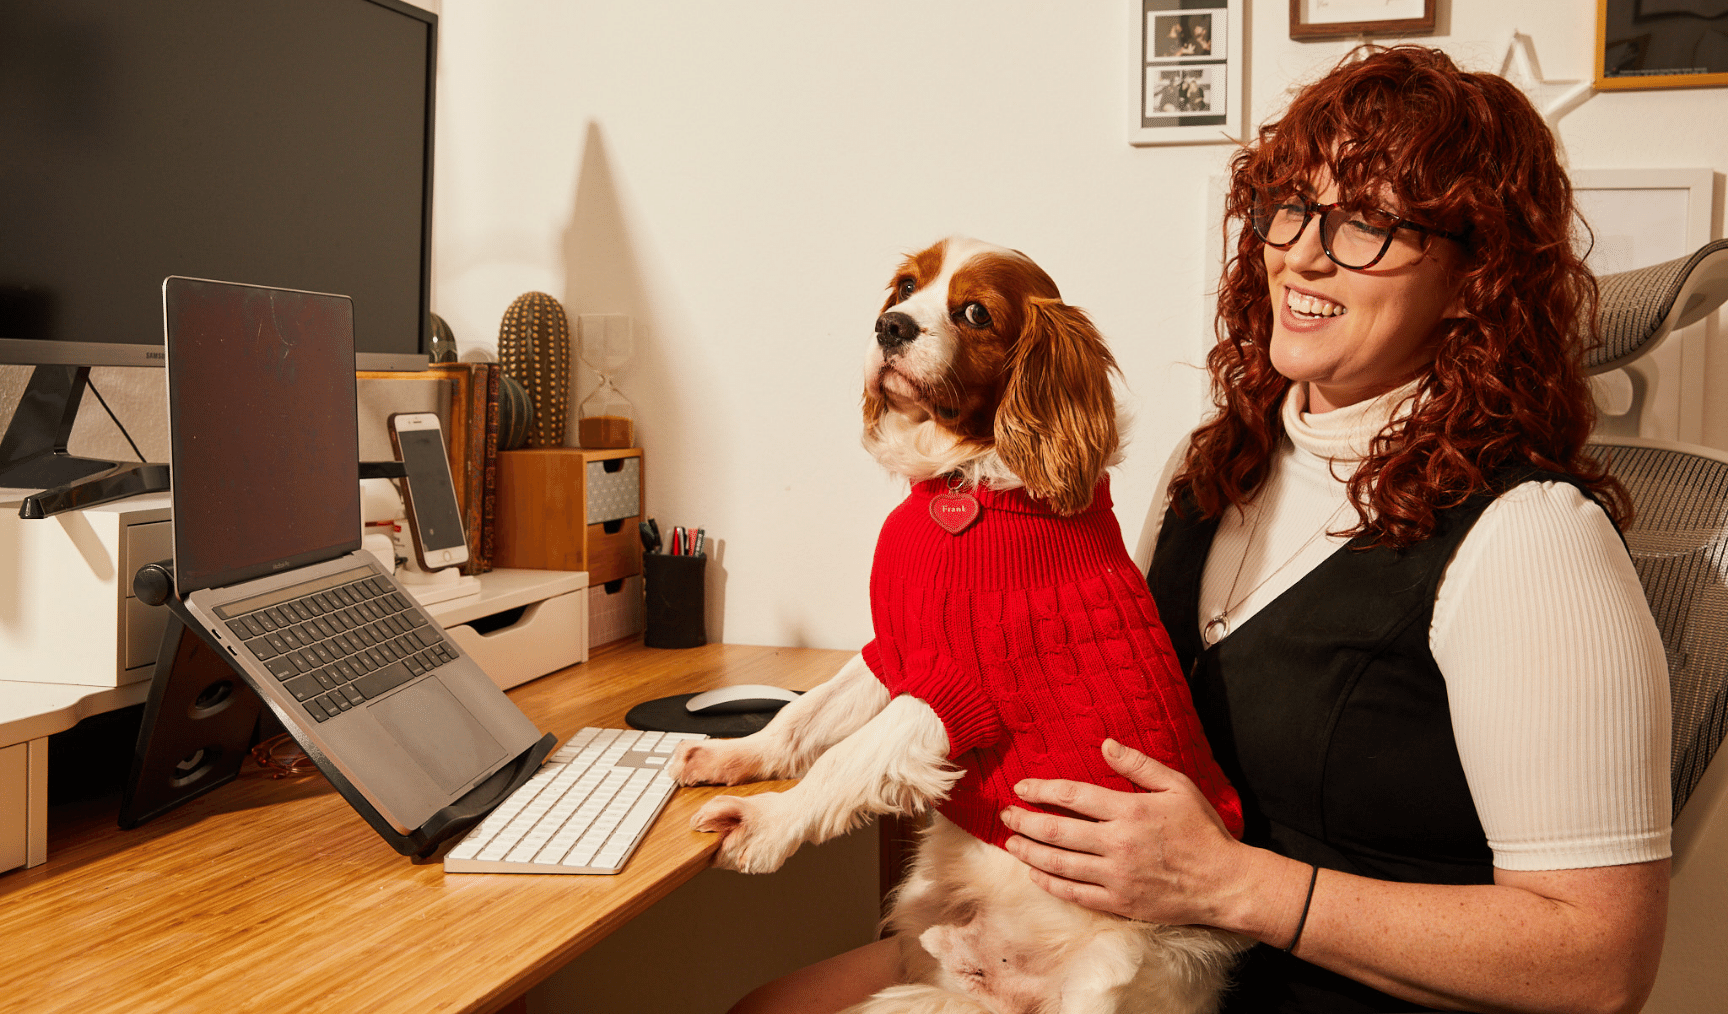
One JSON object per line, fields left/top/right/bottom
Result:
{"left": 444, "top": 727, "right": 707, "bottom": 875}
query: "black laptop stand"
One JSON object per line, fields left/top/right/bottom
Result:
{"left": 120, "top": 560, "right": 556, "bottom": 859}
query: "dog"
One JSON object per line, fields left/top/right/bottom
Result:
{"left": 670, "top": 238, "right": 1247, "bottom": 1014}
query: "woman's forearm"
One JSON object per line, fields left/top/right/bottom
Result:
{"left": 1215, "top": 853, "right": 1670, "bottom": 1014}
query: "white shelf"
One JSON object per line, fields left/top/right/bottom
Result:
{"left": 424, "top": 568, "right": 586, "bottom": 627}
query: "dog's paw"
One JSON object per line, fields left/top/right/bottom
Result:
{"left": 690, "top": 793, "right": 802, "bottom": 874}
{"left": 670, "top": 739, "right": 766, "bottom": 786}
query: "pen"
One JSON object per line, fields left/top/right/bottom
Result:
{"left": 692, "top": 528, "right": 705, "bottom": 557}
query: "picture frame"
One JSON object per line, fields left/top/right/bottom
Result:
{"left": 1573, "top": 168, "right": 1718, "bottom": 443}
{"left": 1288, "top": 0, "right": 1435, "bottom": 40}
{"left": 1596, "top": 0, "right": 1728, "bottom": 91}
{"left": 1129, "top": 0, "right": 1244, "bottom": 146}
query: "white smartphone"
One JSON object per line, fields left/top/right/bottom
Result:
{"left": 387, "top": 412, "right": 470, "bottom": 571}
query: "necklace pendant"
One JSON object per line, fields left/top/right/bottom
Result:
{"left": 929, "top": 491, "right": 982, "bottom": 534}
{"left": 1202, "top": 614, "right": 1229, "bottom": 646}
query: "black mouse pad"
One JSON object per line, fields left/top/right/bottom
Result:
{"left": 625, "top": 692, "right": 796, "bottom": 738}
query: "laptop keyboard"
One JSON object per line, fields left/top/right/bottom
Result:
{"left": 444, "top": 727, "right": 707, "bottom": 875}
{"left": 218, "top": 570, "right": 453, "bottom": 722}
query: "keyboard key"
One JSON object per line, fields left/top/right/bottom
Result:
{"left": 247, "top": 635, "right": 280, "bottom": 661}
{"left": 288, "top": 651, "right": 314, "bottom": 674}
{"left": 352, "top": 660, "right": 414, "bottom": 700}
{"left": 282, "top": 674, "right": 318, "bottom": 701}
{"left": 252, "top": 611, "right": 278, "bottom": 633}
{"left": 265, "top": 657, "right": 298, "bottom": 680}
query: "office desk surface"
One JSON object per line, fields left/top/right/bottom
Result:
{"left": 0, "top": 641, "right": 854, "bottom": 1014}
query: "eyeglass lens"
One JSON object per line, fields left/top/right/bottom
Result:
{"left": 1252, "top": 196, "right": 1403, "bottom": 269}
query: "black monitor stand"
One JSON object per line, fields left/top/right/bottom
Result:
{"left": 0, "top": 366, "right": 120, "bottom": 489}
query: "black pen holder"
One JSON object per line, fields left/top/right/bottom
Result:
{"left": 643, "top": 553, "right": 707, "bottom": 649}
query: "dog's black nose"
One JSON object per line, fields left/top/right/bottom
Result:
{"left": 876, "top": 311, "right": 919, "bottom": 351}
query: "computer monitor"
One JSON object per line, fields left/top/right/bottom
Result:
{"left": 0, "top": 0, "right": 437, "bottom": 489}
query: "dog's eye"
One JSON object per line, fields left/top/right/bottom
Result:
{"left": 961, "top": 303, "right": 991, "bottom": 328}
{"left": 896, "top": 279, "right": 916, "bottom": 302}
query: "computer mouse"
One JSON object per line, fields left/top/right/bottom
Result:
{"left": 684, "top": 684, "right": 801, "bottom": 716}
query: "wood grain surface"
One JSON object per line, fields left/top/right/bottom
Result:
{"left": 0, "top": 641, "right": 852, "bottom": 1014}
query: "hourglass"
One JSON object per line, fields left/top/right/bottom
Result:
{"left": 578, "top": 314, "right": 635, "bottom": 448}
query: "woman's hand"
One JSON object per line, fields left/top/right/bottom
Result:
{"left": 1000, "top": 739, "right": 1310, "bottom": 942}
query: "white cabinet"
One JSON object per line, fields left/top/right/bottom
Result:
{"left": 0, "top": 495, "right": 172, "bottom": 686}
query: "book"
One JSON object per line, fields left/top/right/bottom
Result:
{"left": 429, "top": 363, "right": 488, "bottom": 576}
{"left": 481, "top": 362, "right": 502, "bottom": 572}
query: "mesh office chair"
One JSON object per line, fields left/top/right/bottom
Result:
{"left": 1582, "top": 238, "right": 1728, "bottom": 1013}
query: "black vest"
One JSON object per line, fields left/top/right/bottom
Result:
{"left": 1146, "top": 470, "right": 1590, "bottom": 1014}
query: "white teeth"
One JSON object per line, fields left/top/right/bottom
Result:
{"left": 1287, "top": 289, "right": 1347, "bottom": 318}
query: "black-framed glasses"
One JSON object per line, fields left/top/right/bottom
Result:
{"left": 1250, "top": 194, "right": 1469, "bottom": 270}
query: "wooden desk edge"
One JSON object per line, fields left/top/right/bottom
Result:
{"left": 0, "top": 639, "right": 857, "bottom": 1014}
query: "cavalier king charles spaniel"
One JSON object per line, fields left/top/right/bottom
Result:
{"left": 671, "top": 238, "right": 1245, "bottom": 1014}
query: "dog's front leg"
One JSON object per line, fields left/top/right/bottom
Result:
{"left": 692, "top": 694, "right": 959, "bottom": 874}
{"left": 671, "top": 651, "right": 888, "bottom": 786}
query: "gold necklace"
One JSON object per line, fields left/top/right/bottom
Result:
{"left": 1201, "top": 503, "right": 1342, "bottom": 647}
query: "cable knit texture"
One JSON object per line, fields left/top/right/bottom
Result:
{"left": 862, "top": 476, "right": 1243, "bottom": 849}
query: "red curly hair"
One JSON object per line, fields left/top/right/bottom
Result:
{"left": 1171, "top": 45, "right": 1625, "bottom": 547}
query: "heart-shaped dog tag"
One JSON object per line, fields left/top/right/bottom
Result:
{"left": 929, "top": 492, "right": 982, "bottom": 535}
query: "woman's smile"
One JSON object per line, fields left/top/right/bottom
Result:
{"left": 1264, "top": 178, "right": 1464, "bottom": 413}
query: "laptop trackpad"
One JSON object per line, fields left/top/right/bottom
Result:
{"left": 369, "top": 677, "right": 507, "bottom": 793}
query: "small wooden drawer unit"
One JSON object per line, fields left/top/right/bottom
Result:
{"left": 494, "top": 447, "right": 643, "bottom": 585}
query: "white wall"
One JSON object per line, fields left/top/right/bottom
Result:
{"left": 425, "top": 0, "right": 1728, "bottom": 652}
{"left": 11, "top": 0, "right": 1722, "bottom": 651}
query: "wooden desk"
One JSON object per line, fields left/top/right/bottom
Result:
{"left": 0, "top": 641, "right": 853, "bottom": 1014}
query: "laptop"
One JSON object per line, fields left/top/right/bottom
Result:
{"left": 162, "top": 276, "right": 545, "bottom": 839}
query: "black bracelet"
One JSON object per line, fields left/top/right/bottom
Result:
{"left": 1284, "top": 864, "right": 1320, "bottom": 953}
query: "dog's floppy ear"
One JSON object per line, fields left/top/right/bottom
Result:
{"left": 862, "top": 386, "right": 888, "bottom": 436}
{"left": 995, "top": 298, "right": 1118, "bottom": 516}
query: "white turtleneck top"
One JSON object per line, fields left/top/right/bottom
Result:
{"left": 1135, "top": 381, "right": 1671, "bottom": 871}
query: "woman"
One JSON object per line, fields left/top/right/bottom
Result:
{"left": 1005, "top": 46, "right": 1671, "bottom": 1013}
{"left": 736, "top": 46, "right": 1670, "bottom": 1014}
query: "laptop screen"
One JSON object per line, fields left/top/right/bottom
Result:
{"left": 165, "top": 277, "right": 362, "bottom": 595}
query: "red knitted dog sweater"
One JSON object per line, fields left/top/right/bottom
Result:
{"left": 861, "top": 477, "right": 1243, "bottom": 848}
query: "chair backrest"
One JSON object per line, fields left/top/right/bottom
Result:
{"left": 1591, "top": 437, "right": 1728, "bottom": 818}
{"left": 1586, "top": 239, "right": 1728, "bottom": 376}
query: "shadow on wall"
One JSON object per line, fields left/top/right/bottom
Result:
{"left": 562, "top": 120, "right": 725, "bottom": 644}
{"left": 562, "top": 119, "right": 655, "bottom": 445}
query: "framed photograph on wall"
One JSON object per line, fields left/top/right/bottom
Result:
{"left": 1596, "top": 0, "right": 1728, "bottom": 90}
{"left": 1288, "top": 0, "right": 1435, "bottom": 40}
{"left": 1130, "top": 0, "right": 1244, "bottom": 145}
{"left": 1573, "top": 168, "right": 1718, "bottom": 443}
